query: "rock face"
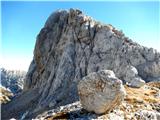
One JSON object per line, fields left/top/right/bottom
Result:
{"left": 2, "top": 9, "right": 160, "bottom": 119}
{"left": 78, "top": 70, "right": 126, "bottom": 114}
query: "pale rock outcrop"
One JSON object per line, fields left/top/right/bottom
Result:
{"left": 78, "top": 70, "right": 126, "bottom": 114}
{"left": 2, "top": 9, "right": 160, "bottom": 119}
{"left": 123, "top": 65, "right": 145, "bottom": 87}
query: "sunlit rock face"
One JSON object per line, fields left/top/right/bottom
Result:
{"left": 2, "top": 9, "right": 160, "bottom": 119}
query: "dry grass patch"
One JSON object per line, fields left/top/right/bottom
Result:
{"left": 124, "top": 84, "right": 160, "bottom": 104}
{"left": 0, "top": 87, "right": 13, "bottom": 104}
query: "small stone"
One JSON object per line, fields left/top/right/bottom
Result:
{"left": 135, "top": 110, "right": 160, "bottom": 120}
{"left": 130, "top": 77, "right": 145, "bottom": 88}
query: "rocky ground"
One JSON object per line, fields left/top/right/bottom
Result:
{"left": 35, "top": 82, "right": 160, "bottom": 120}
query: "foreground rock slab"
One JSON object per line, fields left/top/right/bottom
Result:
{"left": 78, "top": 70, "right": 126, "bottom": 114}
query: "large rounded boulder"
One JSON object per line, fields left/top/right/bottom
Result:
{"left": 78, "top": 70, "right": 126, "bottom": 114}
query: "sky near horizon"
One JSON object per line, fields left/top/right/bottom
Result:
{"left": 1, "top": 1, "right": 160, "bottom": 71}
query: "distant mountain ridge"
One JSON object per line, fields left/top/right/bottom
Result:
{"left": 0, "top": 68, "right": 26, "bottom": 95}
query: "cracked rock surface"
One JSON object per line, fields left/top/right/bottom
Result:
{"left": 2, "top": 9, "right": 160, "bottom": 119}
{"left": 78, "top": 70, "right": 126, "bottom": 114}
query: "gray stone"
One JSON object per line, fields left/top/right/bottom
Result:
{"left": 78, "top": 70, "right": 126, "bottom": 114}
{"left": 129, "top": 77, "right": 145, "bottom": 88}
{"left": 135, "top": 110, "right": 160, "bottom": 120}
{"left": 123, "top": 65, "right": 145, "bottom": 87}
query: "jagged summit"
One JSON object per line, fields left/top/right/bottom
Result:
{"left": 2, "top": 9, "right": 160, "bottom": 119}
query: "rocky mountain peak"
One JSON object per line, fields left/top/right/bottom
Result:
{"left": 2, "top": 9, "right": 160, "bottom": 119}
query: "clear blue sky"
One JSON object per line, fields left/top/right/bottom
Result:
{"left": 1, "top": 1, "right": 160, "bottom": 70}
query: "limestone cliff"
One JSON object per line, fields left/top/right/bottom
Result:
{"left": 2, "top": 9, "right": 160, "bottom": 119}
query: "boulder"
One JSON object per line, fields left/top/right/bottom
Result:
{"left": 78, "top": 70, "right": 126, "bottom": 114}
{"left": 123, "top": 65, "right": 145, "bottom": 88}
